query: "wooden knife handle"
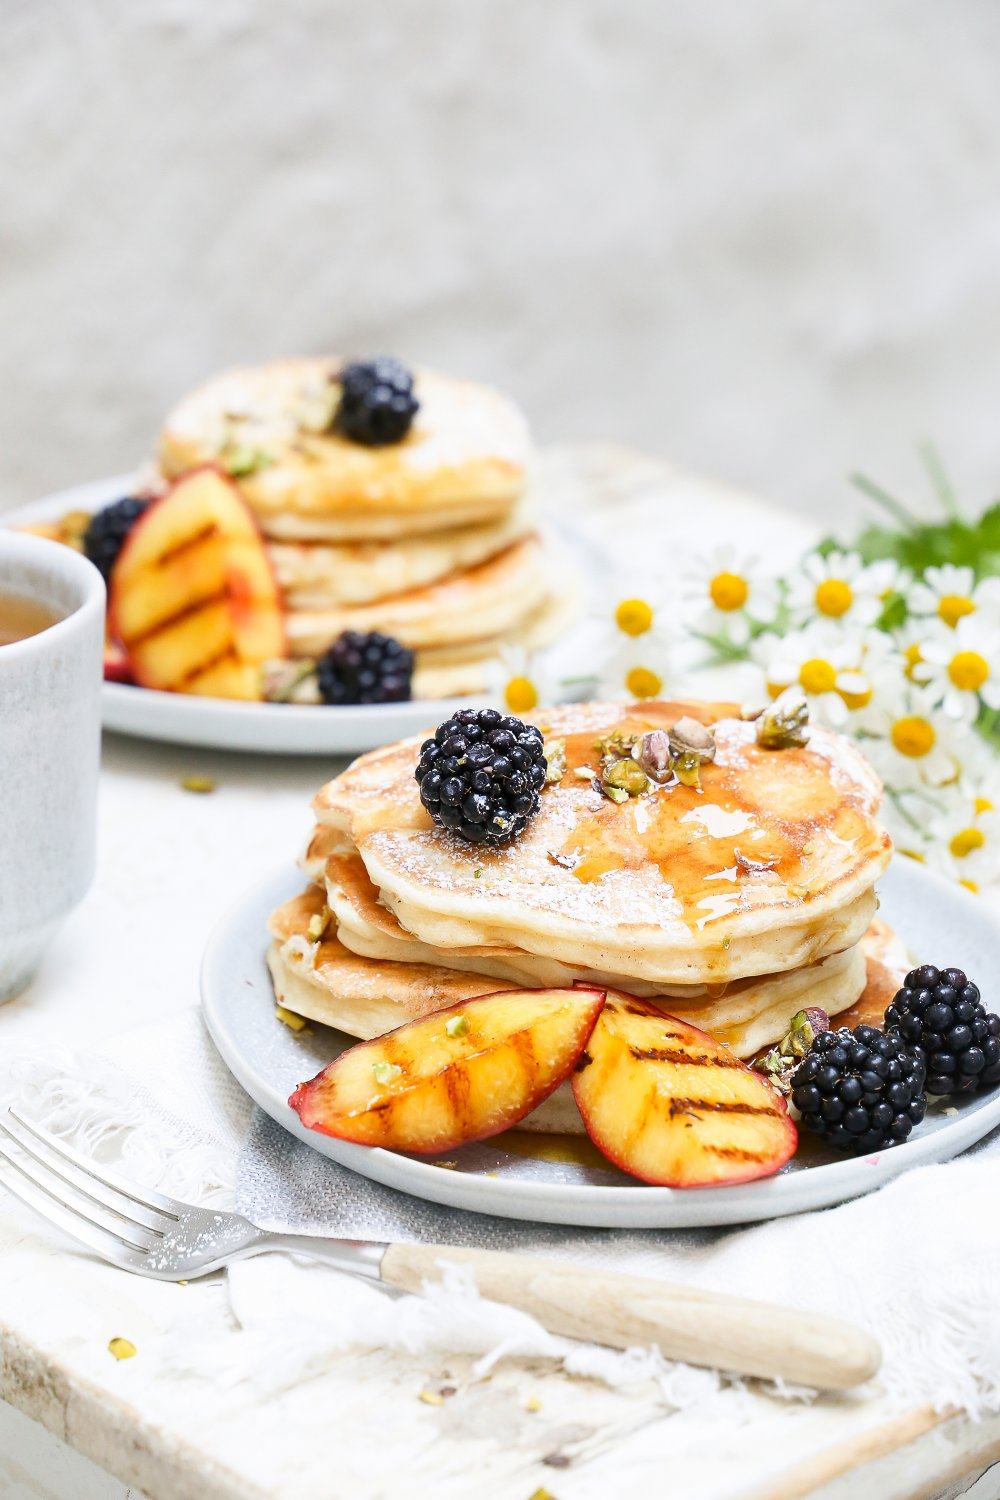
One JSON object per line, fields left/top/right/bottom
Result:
{"left": 379, "top": 1242, "right": 881, "bottom": 1391}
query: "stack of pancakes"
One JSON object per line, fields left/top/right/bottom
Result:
{"left": 157, "top": 358, "right": 573, "bottom": 697}
{"left": 268, "top": 700, "right": 904, "bottom": 1134}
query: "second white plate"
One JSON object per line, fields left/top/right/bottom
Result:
{"left": 201, "top": 858, "right": 1000, "bottom": 1229}
{"left": 6, "top": 475, "right": 586, "bottom": 755}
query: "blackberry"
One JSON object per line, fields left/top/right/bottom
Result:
{"left": 884, "top": 965, "right": 1000, "bottom": 1096}
{"left": 316, "top": 631, "right": 413, "bottom": 706}
{"left": 790, "top": 1024, "right": 926, "bottom": 1155}
{"left": 83, "top": 497, "right": 149, "bottom": 582}
{"left": 414, "top": 707, "right": 547, "bottom": 846}
{"left": 333, "top": 358, "right": 419, "bottom": 446}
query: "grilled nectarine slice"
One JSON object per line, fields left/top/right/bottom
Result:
{"left": 290, "top": 987, "right": 606, "bottom": 1154}
{"left": 572, "top": 990, "right": 796, "bottom": 1187}
{"left": 109, "top": 467, "right": 284, "bottom": 699}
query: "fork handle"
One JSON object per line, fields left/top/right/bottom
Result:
{"left": 378, "top": 1242, "right": 880, "bottom": 1391}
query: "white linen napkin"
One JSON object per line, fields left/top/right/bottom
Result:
{"left": 5, "top": 1005, "right": 1000, "bottom": 1418}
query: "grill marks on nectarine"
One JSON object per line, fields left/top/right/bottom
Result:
{"left": 572, "top": 991, "right": 796, "bottom": 1187}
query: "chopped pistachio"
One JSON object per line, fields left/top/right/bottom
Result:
{"left": 474, "top": 868, "right": 483, "bottom": 879}
{"left": 673, "top": 750, "right": 702, "bottom": 789}
{"left": 275, "top": 1005, "right": 309, "bottom": 1033}
{"left": 600, "top": 783, "right": 629, "bottom": 805}
{"left": 418, "top": 1387, "right": 445, "bottom": 1406}
{"left": 261, "top": 658, "right": 321, "bottom": 705}
{"left": 722, "top": 935, "right": 731, "bottom": 950}
{"left": 108, "top": 1337, "right": 137, "bottom": 1361}
{"left": 755, "top": 1006, "right": 829, "bottom": 1093}
{"left": 180, "top": 775, "right": 215, "bottom": 794}
{"left": 757, "top": 694, "right": 809, "bottom": 750}
{"left": 634, "top": 728, "right": 676, "bottom": 784}
{"left": 307, "top": 906, "right": 331, "bottom": 940}
{"left": 602, "top": 756, "right": 650, "bottom": 798}
{"left": 372, "top": 1060, "right": 403, "bottom": 1087}
{"left": 445, "top": 1014, "right": 469, "bottom": 1038}
{"left": 669, "top": 716, "right": 717, "bottom": 763}
{"left": 221, "top": 442, "right": 275, "bottom": 477}
{"left": 542, "top": 737, "right": 567, "bottom": 784}
{"left": 573, "top": 765, "right": 597, "bottom": 781}
{"left": 594, "top": 728, "right": 638, "bottom": 759}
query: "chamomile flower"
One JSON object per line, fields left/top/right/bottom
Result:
{"left": 753, "top": 623, "right": 883, "bottom": 729}
{"left": 908, "top": 564, "right": 1000, "bottom": 630}
{"left": 862, "top": 686, "right": 964, "bottom": 791}
{"left": 596, "top": 637, "right": 674, "bottom": 703}
{"left": 913, "top": 615, "right": 1000, "bottom": 721}
{"left": 786, "top": 551, "right": 891, "bottom": 628}
{"left": 928, "top": 788, "right": 1000, "bottom": 892}
{"left": 680, "top": 546, "right": 779, "bottom": 646}
{"left": 486, "top": 646, "right": 559, "bottom": 716}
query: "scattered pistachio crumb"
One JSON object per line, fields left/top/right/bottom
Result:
{"left": 275, "top": 1005, "right": 309, "bottom": 1033}
{"left": 474, "top": 868, "right": 483, "bottom": 878}
{"left": 524, "top": 1394, "right": 542, "bottom": 1413}
{"left": 181, "top": 775, "right": 215, "bottom": 794}
{"left": 418, "top": 1387, "right": 445, "bottom": 1406}
{"left": 722, "top": 936, "right": 731, "bottom": 950}
{"left": 372, "top": 1060, "right": 403, "bottom": 1087}
{"left": 573, "top": 765, "right": 596, "bottom": 780}
{"left": 108, "top": 1337, "right": 136, "bottom": 1361}
{"left": 445, "top": 1014, "right": 470, "bottom": 1038}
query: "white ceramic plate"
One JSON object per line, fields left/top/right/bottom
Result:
{"left": 201, "top": 859, "right": 1000, "bottom": 1229}
{"left": 5, "top": 476, "right": 585, "bottom": 755}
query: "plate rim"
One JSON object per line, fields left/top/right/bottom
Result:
{"left": 200, "top": 859, "right": 1000, "bottom": 1229}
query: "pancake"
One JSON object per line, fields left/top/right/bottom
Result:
{"left": 267, "top": 886, "right": 866, "bottom": 1056}
{"left": 314, "top": 700, "right": 892, "bottom": 985}
{"left": 321, "top": 846, "right": 857, "bottom": 1000}
{"left": 410, "top": 586, "right": 578, "bottom": 699}
{"left": 269, "top": 501, "right": 532, "bottom": 608}
{"left": 159, "top": 359, "right": 530, "bottom": 538}
{"left": 266, "top": 887, "right": 875, "bottom": 1133}
{"left": 283, "top": 534, "right": 550, "bottom": 657}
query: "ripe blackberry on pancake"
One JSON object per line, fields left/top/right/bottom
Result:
{"left": 333, "top": 358, "right": 419, "bottom": 446}
{"left": 415, "top": 708, "right": 546, "bottom": 845}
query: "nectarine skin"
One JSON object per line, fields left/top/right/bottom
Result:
{"left": 290, "top": 986, "right": 606, "bottom": 1155}
{"left": 109, "top": 466, "right": 285, "bottom": 698}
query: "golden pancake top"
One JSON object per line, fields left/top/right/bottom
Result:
{"left": 159, "top": 358, "right": 530, "bottom": 532}
{"left": 314, "top": 700, "right": 892, "bottom": 983}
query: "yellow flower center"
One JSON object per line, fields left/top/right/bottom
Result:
{"left": 615, "top": 598, "right": 654, "bottom": 636}
{"left": 765, "top": 680, "right": 785, "bottom": 700}
{"left": 891, "top": 716, "right": 936, "bottom": 758}
{"left": 960, "top": 878, "right": 980, "bottom": 894}
{"left": 626, "top": 666, "right": 663, "bottom": 699}
{"left": 903, "top": 643, "right": 922, "bottom": 681}
{"left": 814, "top": 579, "right": 853, "bottom": 618}
{"left": 948, "top": 650, "right": 989, "bottom": 693}
{"left": 504, "top": 675, "right": 538, "bottom": 714}
{"left": 709, "top": 572, "right": 749, "bottom": 612}
{"left": 949, "top": 827, "right": 985, "bottom": 859}
{"left": 798, "top": 658, "right": 837, "bottom": 696}
{"left": 975, "top": 796, "right": 994, "bottom": 815}
{"left": 837, "top": 673, "right": 872, "bottom": 710}
{"left": 937, "top": 594, "right": 976, "bottom": 629}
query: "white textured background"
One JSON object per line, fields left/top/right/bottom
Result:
{"left": 3, "top": 0, "right": 1000, "bottom": 524}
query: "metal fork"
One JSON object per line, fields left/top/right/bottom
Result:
{"left": 0, "top": 1106, "right": 881, "bottom": 1391}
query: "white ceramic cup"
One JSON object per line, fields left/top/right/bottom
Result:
{"left": 0, "top": 532, "right": 105, "bottom": 1001}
